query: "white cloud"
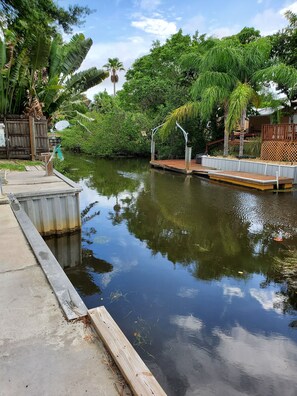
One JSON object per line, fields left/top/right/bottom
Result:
{"left": 280, "top": 1, "right": 297, "bottom": 15}
{"left": 177, "top": 287, "right": 199, "bottom": 298}
{"left": 210, "top": 25, "right": 241, "bottom": 38}
{"left": 163, "top": 324, "right": 297, "bottom": 394}
{"left": 181, "top": 14, "right": 205, "bottom": 35}
{"left": 251, "top": 8, "right": 286, "bottom": 35}
{"left": 215, "top": 326, "right": 297, "bottom": 380}
{"left": 223, "top": 285, "right": 245, "bottom": 298}
{"left": 170, "top": 314, "right": 203, "bottom": 332}
{"left": 250, "top": 288, "right": 285, "bottom": 314}
{"left": 134, "top": 0, "right": 161, "bottom": 10}
{"left": 131, "top": 17, "right": 177, "bottom": 37}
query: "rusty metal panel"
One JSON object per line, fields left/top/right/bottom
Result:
{"left": 18, "top": 192, "right": 81, "bottom": 236}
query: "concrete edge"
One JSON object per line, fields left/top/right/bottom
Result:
{"left": 8, "top": 193, "right": 87, "bottom": 321}
{"left": 54, "top": 169, "right": 83, "bottom": 191}
{"left": 12, "top": 189, "right": 81, "bottom": 199}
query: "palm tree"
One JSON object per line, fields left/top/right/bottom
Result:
{"left": 103, "top": 57, "right": 124, "bottom": 96}
{"left": 163, "top": 39, "right": 271, "bottom": 156}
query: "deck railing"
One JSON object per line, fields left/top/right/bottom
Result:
{"left": 262, "top": 124, "right": 297, "bottom": 141}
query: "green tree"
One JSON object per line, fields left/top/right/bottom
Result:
{"left": 92, "top": 90, "right": 118, "bottom": 114}
{"left": 0, "top": 0, "right": 91, "bottom": 37}
{"left": 270, "top": 11, "right": 297, "bottom": 69}
{"left": 0, "top": 30, "right": 108, "bottom": 118}
{"left": 163, "top": 37, "right": 272, "bottom": 157}
{"left": 103, "top": 58, "right": 125, "bottom": 96}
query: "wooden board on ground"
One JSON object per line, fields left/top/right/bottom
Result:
{"left": 88, "top": 306, "right": 167, "bottom": 396}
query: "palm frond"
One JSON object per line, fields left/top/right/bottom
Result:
{"left": 66, "top": 68, "right": 108, "bottom": 93}
{"left": 200, "top": 44, "right": 243, "bottom": 74}
{"left": 161, "top": 102, "right": 200, "bottom": 137}
{"left": 179, "top": 52, "right": 201, "bottom": 72}
{"left": 199, "top": 86, "right": 229, "bottom": 120}
{"left": 254, "top": 63, "right": 297, "bottom": 93}
{"left": 61, "top": 34, "right": 93, "bottom": 78}
{"left": 48, "top": 35, "right": 64, "bottom": 79}
{"left": 29, "top": 34, "right": 51, "bottom": 72}
{"left": 226, "top": 83, "right": 255, "bottom": 131}
{"left": 192, "top": 71, "right": 237, "bottom": 99}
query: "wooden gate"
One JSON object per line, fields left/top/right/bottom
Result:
{"left": 0, "top": 115, "right": 49, "bottom": 160}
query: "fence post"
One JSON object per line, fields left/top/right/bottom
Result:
{"left": 29, "top": 116, "right": 36, "bottom": 161}
{"left": 4, "top": 118, "right": 10, "bottom": 159}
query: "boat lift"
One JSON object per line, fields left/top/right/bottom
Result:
{"left": 151, "top": 121, "right": 192, "bottom": 170}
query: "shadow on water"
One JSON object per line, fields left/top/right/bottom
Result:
{"left": 46, "top": 153, "right": 297, "bottom": 396}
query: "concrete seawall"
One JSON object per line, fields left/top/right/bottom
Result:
{"left": 0, "top": 202, "right": 126, "bottom": 395}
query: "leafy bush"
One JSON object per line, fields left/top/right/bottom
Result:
{"left": 61, "top": 109, "right": 151, "bottom": 157}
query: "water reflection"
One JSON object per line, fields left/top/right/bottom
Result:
{"left": 45, "top": 231, "right": 82, "bottom": 268}
{"left": 48, "top": 154, "right": 297, "bottom": 395}
{"left": 164, "top": 323, "right": 297, "bottom": 396}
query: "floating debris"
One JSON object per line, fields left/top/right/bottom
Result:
{"left": 194, "top": 244, "right": 210, "bottom": 252}
{"left": 109, "top": 290, "right": 128, "bottom": 303}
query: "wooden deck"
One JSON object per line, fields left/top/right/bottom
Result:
{"left": 150, "top": 159, "right": 212, "bottom": 174}
{"left": 150, "top": 159, "right": 293, "bottom": 191}
{"left": 208, "top": 171, "right": 293, "bottom": 191}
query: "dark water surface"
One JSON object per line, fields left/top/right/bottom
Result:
{"left": 46, "top": 154, "right": 297, "bottom": 396}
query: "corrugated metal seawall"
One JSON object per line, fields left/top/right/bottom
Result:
{"left": 18, "top": 192, "right": 81, "bottom": 236}
{"left": 202, "top": 156, "right": 297, "bottom": 184}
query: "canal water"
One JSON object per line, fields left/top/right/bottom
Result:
{"left": 46, "top": 154, "right": 297, "bottom": 396}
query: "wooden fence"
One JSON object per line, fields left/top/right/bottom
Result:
{"left": 262, "top": 124, "right": 297, "bottom": 142}
{"left": 261, "top": 124, "right": 297, "bottom": 162}
{"left": 0, "top": 116, "right": 49, "bottom": 160}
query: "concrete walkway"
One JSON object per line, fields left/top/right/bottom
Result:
{"left": 0, "top": 203, "right": 128, "bottom": 396}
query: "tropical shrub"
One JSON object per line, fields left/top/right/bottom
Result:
{"left": 61, "top": 110, "right": 151, "bottom": 157}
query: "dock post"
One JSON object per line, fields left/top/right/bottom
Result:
{"left": 151, "top": 140, "right": 155, "bottom": 161}
{"left": 185, "top": 146, "right": 192, "bottom": 170}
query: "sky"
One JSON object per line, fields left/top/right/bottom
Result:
{"left": 58, "top": 0, "right": 297, "bottom": 98}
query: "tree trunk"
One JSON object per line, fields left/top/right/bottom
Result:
{"left": 112, "top": 69, "right": 116, "bottom": 96}
{"left": 223, "top": 129, "right": 229, "bottom": 157}
{"left": 223, "top": 105, "right": 229, "bottom": 157}
{"left": 239, "top": 108, "right": 246, "bottom": 157}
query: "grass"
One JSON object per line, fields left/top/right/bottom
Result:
{"left": 0, "top": 160, "right": 42, "bottom": 171}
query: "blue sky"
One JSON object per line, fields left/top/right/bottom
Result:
{"left": 59, "top": 0, "right": 297, "bottom": 97}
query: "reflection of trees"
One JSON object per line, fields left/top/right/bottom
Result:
{"left": 61, "top": 154, "right": 297, "bottom": 313}
{"left": 261, "top": 247, "right": 297, "bottom": 313}
{"left": 66, "top": 249, "right": 113, "bottom": 297}
{"left": 60, "top": 153, "right": 146, "bottom": 198}
{"left": 116, "top": 171, "right": 277, "bottom": 280}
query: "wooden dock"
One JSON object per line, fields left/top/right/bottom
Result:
{"left": 150, "top": 159, "right": 211, "bottom": 174}
{"left": 150, "top": 159, "right": 293, "bottom": 191}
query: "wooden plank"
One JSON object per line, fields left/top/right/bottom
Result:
{"left": 89, "top": 306, "right": 167, "bottom": 396}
